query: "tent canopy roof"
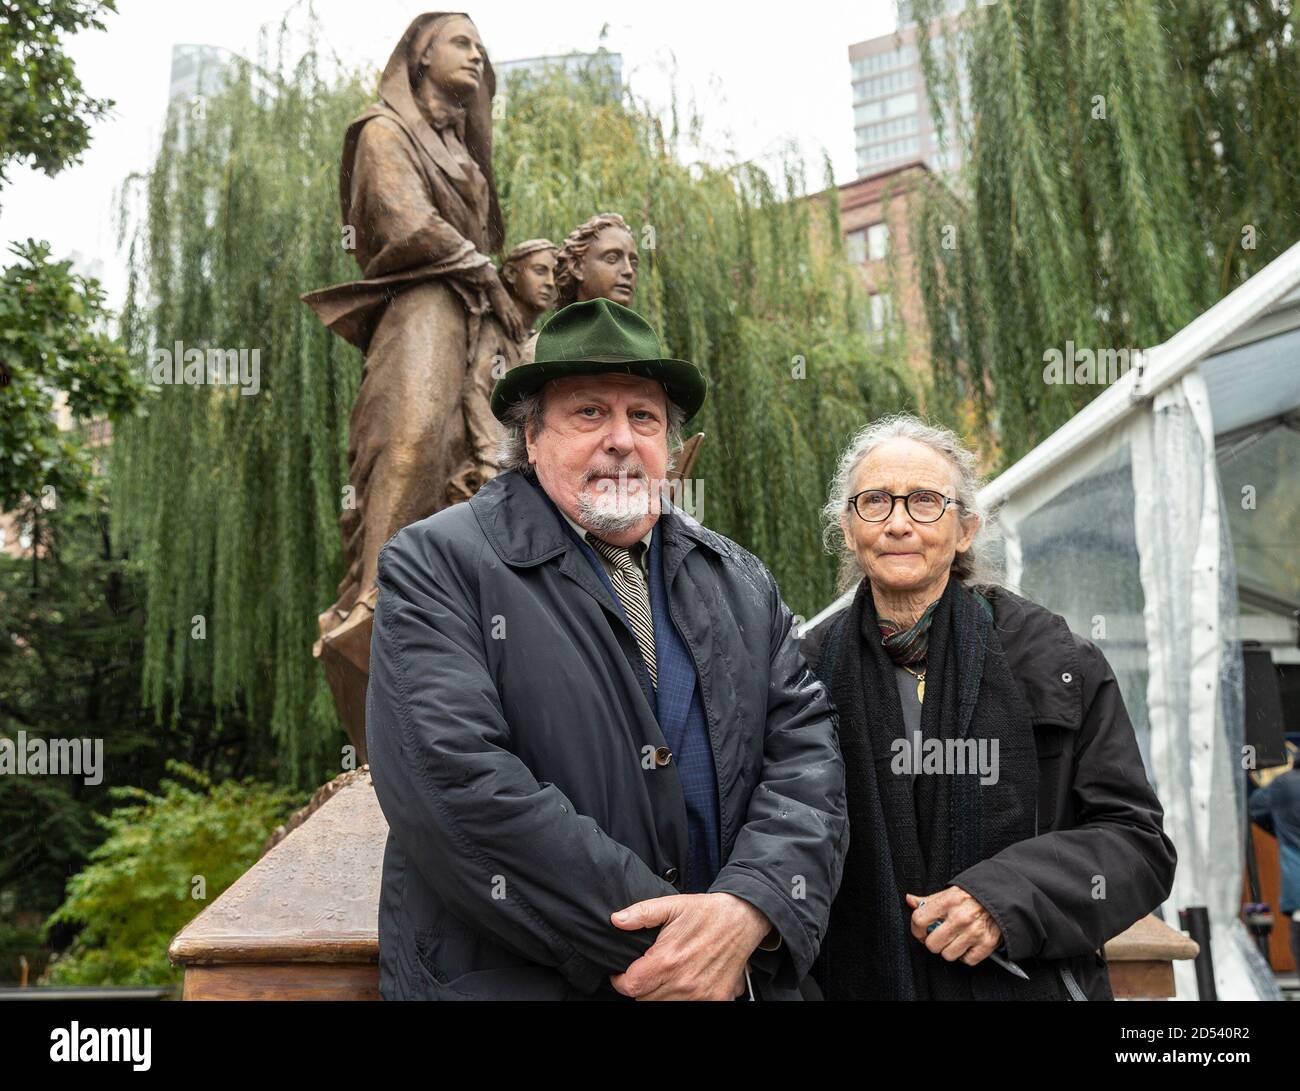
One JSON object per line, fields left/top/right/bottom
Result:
{"left": 983, "top": 242, "right": 1300, "bottom": 508}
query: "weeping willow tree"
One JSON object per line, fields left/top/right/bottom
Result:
{"left": 910, "top": 0, "right": 1300, "bottom": 464}
{"left": 113, "top": 25, "right": 373, "bottom": 783}
{"left": 112, "top": 28, "right": 912, "bottom": 781}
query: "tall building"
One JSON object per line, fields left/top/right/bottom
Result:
{"left": 168, "top": 44, "right": 237, "bottom": 104}
{"left": 849, "top": 0, "right": 988, "bottom": 178}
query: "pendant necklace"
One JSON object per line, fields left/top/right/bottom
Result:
{"left": 902, "top": 662, "right": 926, "bottom": 704}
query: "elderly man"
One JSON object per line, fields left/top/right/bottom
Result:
{"left": 366, "top": 298, "right": 847, "bottom": 1000}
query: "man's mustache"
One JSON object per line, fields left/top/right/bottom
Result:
{"left": 584, "top": 464, "right": 648, "bottom": 485}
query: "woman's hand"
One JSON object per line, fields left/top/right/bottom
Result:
{"left": 906, "top": 887, "right": 1003, "bottom": 966}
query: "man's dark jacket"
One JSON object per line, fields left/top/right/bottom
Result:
{"left": 801, "top": 585, "right": 1177, "bottom": 1000}
{"left": 366, "top": 469, "right": 848, "bottom": 1000}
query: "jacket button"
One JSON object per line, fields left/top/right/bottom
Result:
{"left": 654, "top": 746, "right": 673, "bottom": 767}
{"left": 1061, "top": 672, "right": 1073, "bottom": 684}
{"left": 662, "top": 867, "right": 679, "bottom": 883}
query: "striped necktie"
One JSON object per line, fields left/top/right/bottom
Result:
{"left": 587, "top": 536, "right": 657, "bottom": 688}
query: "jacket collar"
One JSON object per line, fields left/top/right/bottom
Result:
{"left": 469, "top": 470, "right": 730, "bottom": 570}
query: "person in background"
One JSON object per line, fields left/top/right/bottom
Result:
{"left": 1249, "top": 741, "right": 1300, "bottom": 970}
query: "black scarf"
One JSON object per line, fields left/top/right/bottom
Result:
{"left": 811, "top": 577, "right": 1060, "bottom": 1000}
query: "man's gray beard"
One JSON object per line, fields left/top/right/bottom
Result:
{"left": 577, "top": 480, "right": 651, "bottom": 533}
{"left": 582, "top": 511, "right": 645, "bottom": 533}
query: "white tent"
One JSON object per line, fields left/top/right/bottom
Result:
{"left": 803, "top": 239, "right": 1300, "bottom": 1000}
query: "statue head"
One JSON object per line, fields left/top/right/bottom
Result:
{"left": 376, "top": 13, "right": 504, "bottom": 251}
{"left": 554, "top": 213, "right": 638, "bottom": 309}
{"left": 412, "top": 13, "right": 486, "bottom": 102}
{"left": 501, "top": 239, "right": 558, "bottom": 325}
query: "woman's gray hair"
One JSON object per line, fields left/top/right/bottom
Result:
{"left": 497, "top": 385, "right": 687, "bottom": 476}
{"left": 821, "top": 413, "right": 1003, "bottom": 591}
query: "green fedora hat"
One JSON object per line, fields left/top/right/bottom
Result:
{"left": 490, "top": 298, "right": 707, "bottom": 423}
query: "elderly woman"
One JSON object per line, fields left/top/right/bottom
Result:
{"left": 801, "top": 415, "right": 1176, "bottom": 1000}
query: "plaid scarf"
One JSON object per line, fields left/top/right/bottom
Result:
{"left": 876, "top": 598, "right": 942, "bottom": 667}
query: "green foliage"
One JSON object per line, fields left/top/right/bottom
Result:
{"left": 0, "top": 490, "right": 272, "bottom": 983}
{"left": 40, "top": 760, "right": 305, "bottom": 987}
{"left": 0, "top": 915, "right": 45, "bottom": 985}
{"left": 0, "top": 0, "right": 117, "bottom": 191}
{"left": 0, "top": 240, "right": 143, "bottom": 512}
{"left": 113, "top": 32, "right": 374, "bottom": 784}
{"left": 0, "top": 768, "right": 102, "bottom": 984}
{"left": 113, "top": 29, "right": 915, "bottom": 776}
{"left": 910, "top": 0, "right": 1300, "bottom": 465}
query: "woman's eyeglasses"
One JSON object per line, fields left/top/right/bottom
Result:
{"left": 847, "top": 489, "right": 963, "bottom": 524}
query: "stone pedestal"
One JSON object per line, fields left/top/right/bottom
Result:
{"left": 170, "top": 767, "right": 1197, "bottom": 1000}
{"left": 168, "top": 769, "right": 383, "bottom": 1000}
{"left": 1103, "top": 913, "right": 1200, "bottom": 998}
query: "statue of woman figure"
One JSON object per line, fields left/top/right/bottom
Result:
{"left": 302, "top": 12, "right": 521, "bottom": 746}
{"left": 448, "top": 238, "right": 558, "bottom": 505}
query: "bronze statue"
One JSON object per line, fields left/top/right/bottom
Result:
{"left": 302, "top": 12, "right": 519, "bottom": 754}
{"left": 518, "top": 212, "right": 638, "bottom": 365}
{"left": 554, "top": 211, "right": 639, "bottom": 307}
{"left": 449, "top": 238, "right": 557, "bottom": 505}
{"left": 502, "top": 238, "right": 560, "bottom": 324}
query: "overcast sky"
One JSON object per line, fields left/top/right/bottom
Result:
{"left": 0, "top": 0, "right": 898, "bottom": 308}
